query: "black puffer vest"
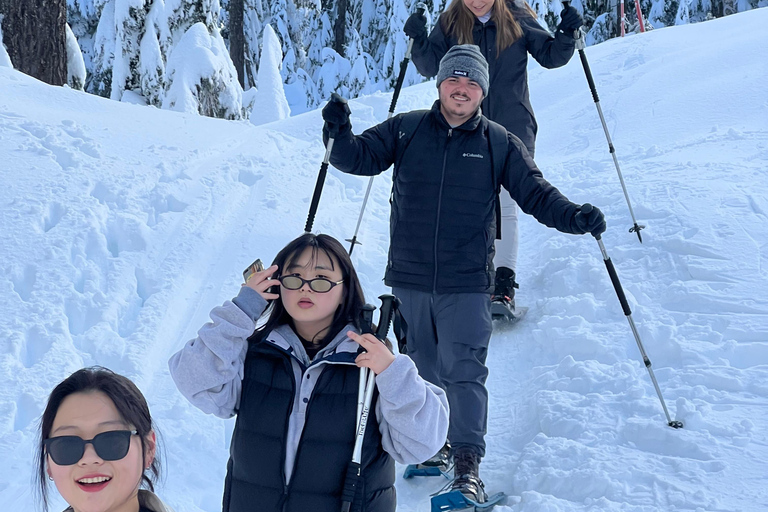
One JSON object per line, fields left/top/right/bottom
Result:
{"left": 222, "top": 335, "right": 396, "bottom": 512}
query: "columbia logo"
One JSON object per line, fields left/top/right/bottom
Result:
{"left": 463, "top": 152, "right": 484, "bottom": 159}
{"left": 452, "top": 70, "right": 469, "bottom": 77}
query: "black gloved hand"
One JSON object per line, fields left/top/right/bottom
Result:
{"left": 321, "top": 93, "right": 351, "bottom": 137}
{"left": 573, "top": 203, "right": 606, "bottom": 236}
{"left": 403, "top": 11, "right": 428, "bottom": 40}
{"left": 558, "top": 5, "right": 584, "bottom": 35}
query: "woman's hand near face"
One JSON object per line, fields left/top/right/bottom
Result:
{"left": 245, "top": 264, "right": 280, "bottom": 301}
{"left": 348, "top": 331, "right": 396, "bottom": 375}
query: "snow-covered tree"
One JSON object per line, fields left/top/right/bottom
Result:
{"left": 162, "top": 22, "right": 243, "bottom": 119}
{"left": 345, "top": 28, "right": 370, "bottom": 97}
{"left": 585, "top": 11, "right": 615, "bottom": 44}
{"left": 137, "top": 2, "right": 165, "bottom": 106}
{"left": 66, "top": 23, "right": 87, "bottom": 89}
{"left": 91, "top": 0, "right": 116, "bottom": 96}
{"left": 247, "top": 24, "right": 290, "bottom": 125}
{"left": 242, "top": 0, "right": 264, "bottom": 88}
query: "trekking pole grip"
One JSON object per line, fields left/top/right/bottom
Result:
{"left": 375, "top": 294, "right": 398, "bottom": 341}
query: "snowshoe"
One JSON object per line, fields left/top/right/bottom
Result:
{"left": 491, "top": 267, "right": 525, "bottom": 324}
{"left": 431, "top": 475, "right": 506, "bottom": 512}
{"left": 431, "top": 489, "right": 507, "bottom": 512}
{"left": 403, "top": 441, "right": 452, "bottom": 479}
{"left": 490, "top": 298, "right": 527, "bottom": 324}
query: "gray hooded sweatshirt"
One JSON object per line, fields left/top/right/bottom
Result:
{"left": 168, "top": 286, "right": 449, "bottom": 483}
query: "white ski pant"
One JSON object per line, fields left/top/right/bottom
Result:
{"left": 493, "top": 192, "right": 519, "bottom": 272}
{"left": 392, "top": 287, "right": 492, "bottom": 458}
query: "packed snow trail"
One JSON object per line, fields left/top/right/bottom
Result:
{"left": 1, "top": 8, "right": 767, "bottom": 512}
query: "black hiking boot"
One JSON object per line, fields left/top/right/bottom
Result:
{"left": 451, "top": 446, "right": 487, "bottom": 503}
{"left": 420, "top": 440, "right": 451, "bottom": 470}
{"left": 491, "top": 267, "right": 519, "bottom": 319}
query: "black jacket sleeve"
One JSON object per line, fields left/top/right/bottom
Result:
{"left": 410, "top": 15, "right": 452, "bottom": 79}
{"left": 502, "top": 135, "right": 581, "bottom": 233}
{"left": 323, "top": 117, "right": 400, "bottom": 177}
{"left": 519, "top": 14, "right": 575, "bottom": 69}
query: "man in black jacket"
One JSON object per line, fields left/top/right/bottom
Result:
{"left": 321, "top": 44, "right": 605, "bottom": 503}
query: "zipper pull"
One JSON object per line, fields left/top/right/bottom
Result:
{"left": 448, "top": 128, "right": 452, "bottom": 138}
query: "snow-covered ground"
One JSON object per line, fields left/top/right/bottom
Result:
{"left": 2, "top": 8, "right": 767, "bottom": 511}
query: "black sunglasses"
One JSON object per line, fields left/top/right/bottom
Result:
{"left": 278, "top": 275, "right": 344, "bottom": 293}
{"left": 44, "top": 430, "right": 138, "bottom": 466}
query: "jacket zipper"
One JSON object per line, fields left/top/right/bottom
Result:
{"left": 433, "top": 128, "right": 452, "bottom": 292}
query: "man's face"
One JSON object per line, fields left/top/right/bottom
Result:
{"left": 438, "top": 76, "right": 484, "bottom": 126}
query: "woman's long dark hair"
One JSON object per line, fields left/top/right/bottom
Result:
{"left": 35, "top": 367, "right": 161, "bottom": 512}
{"left": 442, "top": 0, "right": 537, "bottom": 55}
{"left": 256, "top": 233, "right": 367, "bottom": 343}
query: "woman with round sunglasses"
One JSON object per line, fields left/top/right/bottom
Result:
{"left": 169, "top": 232, "right": 448, "bottom": 512}
{"left": 36, "top": 367, "right": 173, "bottom": 512}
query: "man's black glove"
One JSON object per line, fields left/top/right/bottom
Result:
{"left": 558, "top": 6, "right": 584, "bottom": 36}
{"left": 573, "top": 203, "right": 606, "bottom": 236}
{"left": 321, "top": 93, "right": 351, "bottom": 137}
{"left": 403, "top": 12, "right": 428, "bottom": 40}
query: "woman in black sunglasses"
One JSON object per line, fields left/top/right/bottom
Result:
{"left": 169, "top": 232, "right": 449, "bottom": 512}
{"left": 35, "top": 367, "right": 173, "bottom": 512}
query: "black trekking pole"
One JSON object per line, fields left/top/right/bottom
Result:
{"left": 346, "top": 3, "right": 427, "bottom": 255}
{"left": 305, "top": 127, "right": 337, "bottom": 233}
{"left": 340, "top": 296, "right": 398, "bottom": 512}
{"left": 563, "top": 2, "right": 645, "bottom": 243}
{"left": 584, "top": 208, "right": 682, "bottom": 429}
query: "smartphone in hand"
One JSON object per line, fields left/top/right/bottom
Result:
{"left": 243, "top": 259, "right": 264, "bottom": 283}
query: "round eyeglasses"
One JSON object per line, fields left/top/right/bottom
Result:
{"left": 278, "top": 275, "right": 343, "bottom": 293}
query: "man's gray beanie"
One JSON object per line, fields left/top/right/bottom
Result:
{"left": 436, "top": 44, "right": 489, "bottom": 97}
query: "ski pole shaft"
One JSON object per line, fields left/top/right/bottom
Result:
{"left": 347, "top": 4, "right": 426, "bottom": 255}
{"left": 564, "top": 2, "right": 645, "bottom": 243}
{"left": 593, "top": 233, "right": 683, "bottom": 429}
{"left": 305, "top": 137, "right": 335, "bottom": 233}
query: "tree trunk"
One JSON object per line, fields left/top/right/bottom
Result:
{"left": 333, "top": 0, "right": 348, "bottom": 57}
{"left": 0, "top": 0, "right": 67, "bottom": 85}
{"left": 229, "top": 0, "right": 245, "bottom": 87}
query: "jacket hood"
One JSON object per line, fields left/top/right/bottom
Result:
{"left": 267, "top": 323, "right": 360, "bottom": 366}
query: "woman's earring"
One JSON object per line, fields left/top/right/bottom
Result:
{"left": 48, "top": 476, "right": 54, "bottom": 481}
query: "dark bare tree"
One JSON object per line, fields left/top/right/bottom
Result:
{"left": 333, "top": 0, "right": 348, "bottom": 57}
{"left": 0, "top": 0, "right": 67, "bottom": 85}
{"left": 229, "top": 0, "right": 245, "bottom": 87}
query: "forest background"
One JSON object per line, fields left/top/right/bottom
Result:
{"left": 1, "top": 0, "right": 765, "bottom": 123}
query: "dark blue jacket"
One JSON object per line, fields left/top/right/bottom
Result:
{"left": 327, "top": 102, "right": 583, "bottom": 294}
{"left": 411, "top": 4, "right": 575, "bottom": 155}
{"left": 223, "top": 334, "right": 395, "bottom": 512}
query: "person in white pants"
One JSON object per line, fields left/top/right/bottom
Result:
{"left": 493, "top": 194, "right": 520, "bottom": 310}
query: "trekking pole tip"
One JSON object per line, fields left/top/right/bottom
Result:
{"left": 668, "top": 420, "right": 684, "bottom": 429}
{"left": 629, "top": 223, "right": 646, "bottom": 243}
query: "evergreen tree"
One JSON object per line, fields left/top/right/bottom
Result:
{"left": 66, "top": 22, "right": 87, "bottom": 89}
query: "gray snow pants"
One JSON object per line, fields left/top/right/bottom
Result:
{"left": 392, "top": 287, "right": 492, "bottom": 457}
